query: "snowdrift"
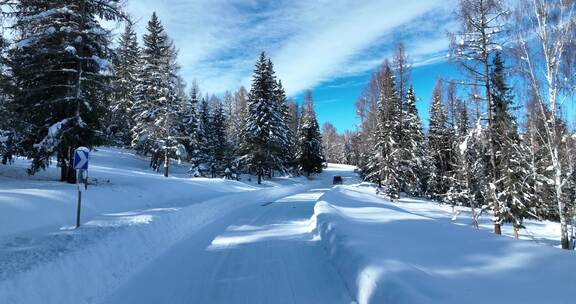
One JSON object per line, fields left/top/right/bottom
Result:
{"left": 313, "top": 184, "right": 576, "bottom": 304}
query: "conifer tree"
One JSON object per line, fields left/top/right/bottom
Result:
{"left": 491, "top": 52, "right": 536, "bottom": 237}
{"left": 427, "top": 81, "right": 456, "bottom": 200}
{"left": 110, "top": 19, "right": 139, "bottom": 146}
{"left": 183, "top": 82, "right": 200, "bottom": 166}
{"left": 297, "top": 90, "right": 324, "bottom": 176}
{"left": 208, "top": 101, "right": 229, "bottom": 176}
{"left": 131, "top": 12, "right": 182, "bottom": 177}
{"left": 241, "top": 52, "right": 284, "bottom": 183}
{"left": 368, "top": 63, "right": 402, "bottom": 198}
{"left": 398, "top": 86, "right": 428, "bottom": 196}
{"left": 7, "top": 0, "right": 123, "bottom": 182}
{"left": 197, "top": 95, "right": 211, "bottom": 168}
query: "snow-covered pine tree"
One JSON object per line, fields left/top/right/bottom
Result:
{"left": 182, "top": 81, "right": 200, "bottom": 167}
{"left": 296, "top": 90, "right": 324, "bottom": 176}
{"left": 240, "top": 52, "right": 280, "bottom": 184}
{"left": 446, "top": 100, "right": 471, "bottom": 211}
{"left": 369, "top": 63, "right": 402, "bottom": 198}
{"left": 427, "top": 80, "right": 456, "bottom": 201}
{"left": 355, "top": 63, "right": 385, "bottom": 179}
{"left": 0, "top": 32, "right": 14, "bottom": 164}
{"left": 460, "top": 119, "right": 490, "bottom": 228}
{"left": 197, "top": 95, "right": 211, "bottom": 169}
{"left": 285, "top": 97, "right": 300, "bottom": 171}
{"left": 7, "top": 0, "right": 123, "bottom": 182}
{"left": 109, "top": 19, "right": 139, "bottom": 146}
{"left": 273, "top": 79, "right": 292, "bottom": 174}
{"left": 398, "top": 86, "right": 429, "bottom": 196}
{"left": 131, "top": 12, "right": 182, "bottom": 177}
{"left": 491, "top": 52, "right": 536, "bottom": 238}
{"left": 208, "top": 101, "right": 230, "bottom": 176}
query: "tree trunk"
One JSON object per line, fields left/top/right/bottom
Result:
{"left": 59, "top": 152, "right": 68, "bottom": 182}
{"left": 66, "top": 147, "right": 77, "bottom": 184}
{"left": 483, "top": 39, "right": 501, "bottom": 235}
{"left": 163, "top": 149, "right": 169, "bottom": 177}
{"left": 257, "top": 167, "right": 262, "bottom": 184}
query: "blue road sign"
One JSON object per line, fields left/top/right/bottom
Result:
{"left": 74, "top": 147, "right": 89, "bottom": 170}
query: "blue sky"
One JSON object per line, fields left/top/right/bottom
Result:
{"left": 122, "top": 0, "right": 466, "bottom": 133}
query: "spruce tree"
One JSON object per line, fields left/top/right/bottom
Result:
{"left": 197, "top": 95, "right": 211, "bottom": 169}
{"left": 427, "top": 81, "right": 455, "bottom": 200}
{"left": 297, "top": 90, "right": 324, "bottom": 176}
{"left": 110, "top": 19, "right": 139, "bottom": 146}
{"left": 491, "top": 52, "right": 536, "bottom": 237}
{"left": 131, "top": 12, "right": 182, "bottom": 177}
{"left": 368, "top": 64, "right": 402, "bottom": 198}
{"left": 209, "top": 101, "right": 230, "bottom": 176}
{"left": 183, "top": 82, "right": 200, "bottom": 167}
{"left": 8, "top": 0, "right": 123, "bottom": 182}
{"left": 398, "top": 86, "right": 428, "bottom": 196}
{"left": 240, "top": 52, "right": 282, "bottom": 183}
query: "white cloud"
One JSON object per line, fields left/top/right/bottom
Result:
{"left": 125, "top": 0, "right": 456, "bottom": 95}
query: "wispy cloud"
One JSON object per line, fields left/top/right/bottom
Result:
{"left": 125, "top": 0, "right": 457, "bottom": 95}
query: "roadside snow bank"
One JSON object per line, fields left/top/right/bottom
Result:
{"left": 313, "top": 184, "right": 576, "bottom": 304}
{"left": 0, "top": 183, "right": 308, "bottom": 304}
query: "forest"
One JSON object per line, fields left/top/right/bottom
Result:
{"left": 0, "top": 0, "right": 574, "bottom": 251}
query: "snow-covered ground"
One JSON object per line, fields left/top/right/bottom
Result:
{"left": 0, "top": 148, "right": 330, "bottom": 304}
{"left": 313, "top": 183, "right": 576, "bottom": 304}
{"left": 0, "top": 148, "right": 357, "bottom": 304}
{"left": 2, "top": 151, "right": 574, "bottom": 304}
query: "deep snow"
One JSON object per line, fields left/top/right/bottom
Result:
{"left": 2, "top": 149, "right": 574, "bottom": 304}
{"left": 0, "top": 148, "right": 325, "bottom": 303}
{"left": 313, "top": 184, "right": 576, "bottom": 304}
{"left": 0, "top": 148, "right": 357, "bottom": 304}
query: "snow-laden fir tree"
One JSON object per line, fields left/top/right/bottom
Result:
{"left": 367, "top": 63, "right": 402, "bottom": 198}
{"left": 131, "top": 12, "right": 183, "bottom": 177}
{"left": 7, "top": 0, "right": 123, "bottom": 182}
{"left": 296, "top": 90, "right": 324, "bottom": 177}
{"left": 490, "top": 52, "right": 536, "bottom": 238}
{"left": 398, "top": 86, "right": 429, "bottom": 196}
{"left": 427, "top": 81, "right": 456, "bottom": 200}
{"left": 273, "top": 79, "right": 293, "bottom": 173}
{"left": 446, "top": 101, "right": 471, "bottom": 211}
{"left": 240, "top": 52, "right": 287, "bottom": 183}
{"left": 0, "top": 32, "right": 15, "bottom": 164}
{"left": 109, "top": 19, "right": 139, "bottom": 146}
{"left": 182, "top": 81, "right": 200, "bottom": 167}
{"left": 196, "top": 95, "right": 211, "bottom": 169}
{"left": 207, "top": 101, "right": 231, "bottom": 176}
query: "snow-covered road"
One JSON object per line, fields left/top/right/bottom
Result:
{"left": 104, "top": 188, "right": 353, "bottom": 304}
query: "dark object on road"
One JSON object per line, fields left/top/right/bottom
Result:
{"left": 333, "top": 176, "right": 343, "bottom": 185}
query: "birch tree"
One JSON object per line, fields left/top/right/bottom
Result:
{"left": 513, "top": 0, "right": 575, "bottom": 249}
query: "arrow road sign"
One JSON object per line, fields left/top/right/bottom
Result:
{"left": 74, "top": 147, "right": 89, "bottom": 170}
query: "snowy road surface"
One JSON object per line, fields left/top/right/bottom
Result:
{"left": 104, "top": 188, "right": 353, "bottom": 304}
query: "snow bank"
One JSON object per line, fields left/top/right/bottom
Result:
{"left": 313, "top": 184, "right": 576, "bottom": 304}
